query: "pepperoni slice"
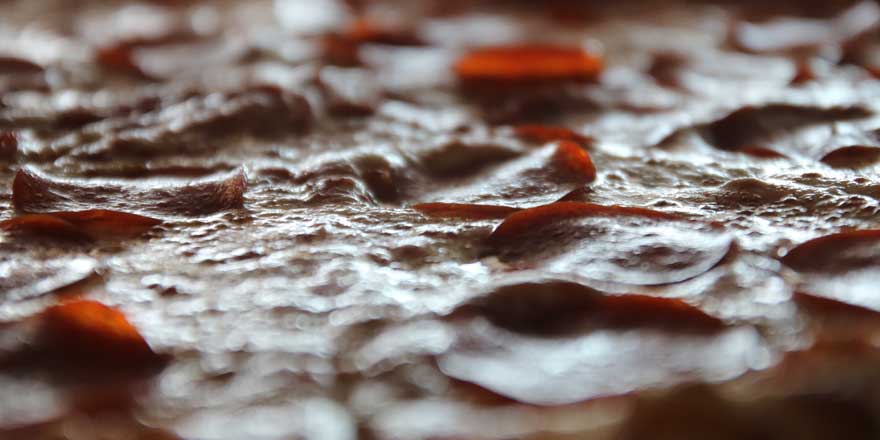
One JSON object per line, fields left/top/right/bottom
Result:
{"left": 782, "top": 230, "right": 880, "bottom": 273}
{"left": 457, "top": 279, "right": 724, "bottom": 335}
{"left": 740, "top": 146, "right": 788, "bottom": 159}
{"left": 820, "top": 146, "right": 880, "bottom": 168}
{"left": 454, "top": 45, "right": 603, "bottom": 85}
{"left": 490, "top": 201, "right": 682, "bottom": 240}
{"left": 552, "top": 140, "right": 596, "bottom": 182}
{"left": 37, "top": 301, "right": 162, "bottom": 367}
{"left": 706, "top": 104, "right": 870, "bottom": 151}
{"left": 12, "top": 167, "right": 247, "bottom": 216}
{"left": 9, "top": 210, "right": 162, "bottom": 238}
{"left": 454, "top": 49, "right": 603, "bottom": 121}
{"left": 439, "top": 303, "right": 764, "bottom": 405}
{"left": 1, "top": 214, "right": 87, "bottom": 240}
{"left": 488, "top": 202, "right": 731, "bottom": 285}
{"left": 2, "top": 210, "right": 161, "bottom": 242}
{"left": 782, "top": 230, "right": 880, "bottom": 312}
{"left": 659, "top": 104, "right": 871, "bottom": 156}
{"left": 419, "top": 142, "right": 597, "bottom": 209}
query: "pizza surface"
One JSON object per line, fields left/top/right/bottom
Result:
{"left": 3, "top": 0, "right": 880, "bottom": 439}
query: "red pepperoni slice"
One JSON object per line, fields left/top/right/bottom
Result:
{"left": 2, "top": 210, "right": 161, "bottom": 241}
{"left": 37, "top": 300, "right": 162, "bottom": 367}
{"left": 490, "top": 201, "right": 682, "bottom": 240}
{"left": 781, "top": 230, "right": 880, "bottom": 312}
{"left": 488, "top": 202, "right": 731, "bottom": 285}
{"left": 457, "top": 279, "right": 724, "bottom": 335}
{"left": 782, "top": 230, "right": 880, "bottom": 273}
{"left": 707, "top": 104, "right": 870, "bottom": 152}
{"left": 454, "top": 45, "right": 603, "bottom": 85}
{"left": 820, "top": 146, "right": 880, "bottom": 168}
{"left": 440, "top": 280, "right": 763, "bottom": 405}
{"left": 419, "top": 142, "right": 597, "bottom": 209}
{"left": 740, "top": 146, "right": 788, "bottom": 159}
{"left": 552, "top": 140, "right": 596, "bottom": 182}
{"left": 1, "top": 214, "right": 87, "bottom": 240}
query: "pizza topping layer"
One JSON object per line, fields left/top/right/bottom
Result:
{"left": 1, "top": 210, "right": 162, "bottom": 241}
{"left": 3, "top": 1, "right": 880, "bottom": 439}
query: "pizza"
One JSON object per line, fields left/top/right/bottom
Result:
{"left": 3, "top": 0, "right": 880, "bottom": 439}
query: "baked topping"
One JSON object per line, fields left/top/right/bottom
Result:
{"left": 2, "top": 1, "right": 880, "bottom": 438}
{"left": 454, "top": 45, "right": 604, "bottom": 85}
